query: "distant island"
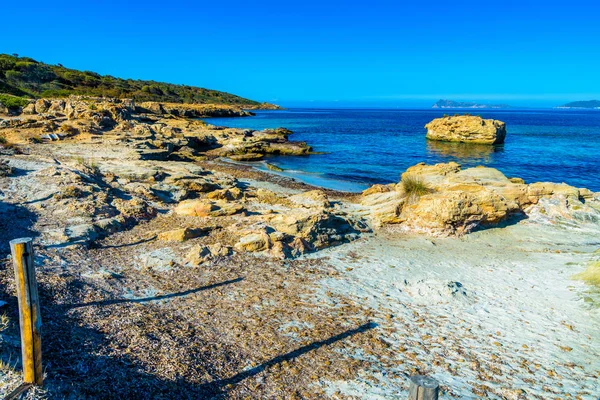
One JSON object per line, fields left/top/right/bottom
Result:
{"left": 557, "top": 100, "right": 600, "bottom": 109}
{"left": 432, "top": 99, "right": 512, "bottom": 109}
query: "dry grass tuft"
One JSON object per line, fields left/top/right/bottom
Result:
{"left": 401, "top": 174, "right": 430, "bottom": 199}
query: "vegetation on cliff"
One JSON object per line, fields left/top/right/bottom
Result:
{"left": 0, "top": 54, "right": 263, "bottom": 107}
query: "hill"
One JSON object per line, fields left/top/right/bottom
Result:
{"left": 0, "top": 54, "right": 265, "bottom": 107}
{"left": 432, "top": 99, "right": 511, "bottom": 109}
{"left": 558, "top": 100, "right": 600, "bottom": 109}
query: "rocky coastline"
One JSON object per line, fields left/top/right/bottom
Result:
{"left": 0, "top": 98, "right": 599, "bottom": 398}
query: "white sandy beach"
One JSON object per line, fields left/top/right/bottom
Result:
{"left": 313, "top": 218, "right": 600, "bottom": 398}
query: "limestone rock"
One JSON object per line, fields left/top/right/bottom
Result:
{"left": 361, "top": 191, "right": 405, "bottom": 225}
{"left": 22, "top": 103, "right": 36, "bottom": 115}
{"left": 34, "top": 99, "right": 51, "bottom": 114}
{"left": 268, "top": 241, "right": 291, "bottom": 259}
{"left": 229, "top": 153, "right": 264, "bottom": 161}
{"left": 289, "top": 190, "right": 330, "bottom": 209}
{"left": 207, "top": 187, "right": 243, "bottom": 201}
{"left": 425, "top": 115, "right": 507, "bottom": 144}
{"left": 362, "top": 184, "right": 393, "bottom": 196}
{"left": 235, "top": 231, "right": 270, "bottom": 252}
{"left": 158, "top": 227, "right": 209, "bottom": 242}
{"left": 174, "top": 199, "right": 244, "bottom": 217}
{"left": 288, "top": 237, "right": 311, "bottom": 257}
{"left": 399, "top": 187, "right": 515, "bottom": 236}
{"left": 268, "top": 209, "right": 365, "bottom": 250}
{"left": 208, "top": 243, "right": 233, "bottom": 257}
{"left": 264, "top": 142, "right": 311, "bottom": 155}
{"left": 174, "top": 199, "right": 217, "bottom": 217}
{"left": 362, "top": 161, "right": 600, "bottom": 236}
{"left": 186, "top": 243, "right": 232, "bottom": 265}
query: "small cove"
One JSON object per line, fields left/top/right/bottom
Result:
{"left": 208, "top": 108, "right": 600, "bottom": 193}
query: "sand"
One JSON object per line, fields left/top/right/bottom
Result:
{"left": 314, "top": 220, "right": 600, "bottom": 398}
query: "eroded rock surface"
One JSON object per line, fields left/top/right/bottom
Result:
{"left": 362, "top": 162, "right": 600, "bottom": 236}
{"left": 425, "top": 115, "right": 507, "bottom": 144}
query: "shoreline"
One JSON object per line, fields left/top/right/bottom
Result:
{"left": 1, "top": 97, "right": 599, "bottom": 398}
{"left": 215, "top": 157, "right": 370, "bottom": 194}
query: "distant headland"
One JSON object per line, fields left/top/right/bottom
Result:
{"left": 557, "top": 100, "right": 600, "bottom": 109}
{"left": 431, "top": 99, "right": 512, "bottom": 109}
{"left": 0, "top": 53, "right": 280, "bottom": 110}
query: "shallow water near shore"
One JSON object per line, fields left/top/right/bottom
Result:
{"left": 208, "top": 108, "right": 600, "bottom": 192}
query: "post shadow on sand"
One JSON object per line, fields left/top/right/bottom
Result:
{"left": 91, "top": 234, "right": 158, "bottom": 249}
{"left": 199, "top": 321, "right": 378, "bottom": 396}
{"left": 0, "top": 269, "right": 376, "bottom": 399}
{"left": 67, "top": 277, "right": 244, "bottom": 309}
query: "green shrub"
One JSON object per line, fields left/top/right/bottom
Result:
{"left": 401, "top": 174, "right": 430, "bottom": 199}
{"left": 0, "top": 53, "right": 261, "bottom": 106}
{"left": 0, "top": 94, "right": 29, "bottom": 109}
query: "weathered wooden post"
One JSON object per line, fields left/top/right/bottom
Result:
{"left": 10, "top": 237, "right": 43, "bottom": 386}
{"left": 408, "top": 375, "right": 439, "bottom": 400}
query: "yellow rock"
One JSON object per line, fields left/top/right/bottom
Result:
{"left": 425, "top": 115, "right": 506, "bottom": 144}
{"left": 207, "top": 187, "right": 243, "bottom": 201}
{"left": 158, "top": 227, "right": 207, "bottom": 242}
{"left": 361, "top": 161, "right": 599, "bottom": 236}
{"left": 362, "top": 184, "right": 393, "bottom": 196}
{"left": 174, "top": 199, "right": 216, "bottom": 217}
{"left": 174, "top": 199, "right": 244, "bottom": 217}
{"left": 234, "top": 231, "right": 270, "bottom": 252}
{"left": 288, "top": 190, "right": 330, "bottom": 208}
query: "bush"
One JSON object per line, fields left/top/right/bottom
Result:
{"left": 54, "top": 185, "right": 85, "bottom": 200}
{"left": 0, "top": 53, "right": 261, "bottom": 106}
{"left": 0, "top": 94, "right": 29, "bottom": 109}
{"left": 573, "top": 261, "right": 600, "bottom": 286}
{"left": 401, "top": 174, "right": 430, "bottom": 199}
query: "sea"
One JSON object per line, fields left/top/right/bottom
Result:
{"left": 207, "top": 108, "right": 600, "bottom": 193}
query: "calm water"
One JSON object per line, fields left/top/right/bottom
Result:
{"left": 208, "top": 108, "right": 600, "bottom": 192}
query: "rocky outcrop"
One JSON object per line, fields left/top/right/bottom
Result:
{"left": 0, "top": 96, "right": 310, "bottom": 164}
{"left": 362, "top": 162, "right": 600, "bottom": 236}
{"left": 174, "top": 199, "right": 245, "bottom": 217}
{"left": 137, "top": 102, "right": 254, "bottom": 118}
{"left": 425, "top": 115, "right": 507, "bottom": 144}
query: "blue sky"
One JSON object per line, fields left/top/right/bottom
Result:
{"left": 4, "top": 0, "right": 600, "bottom": 107}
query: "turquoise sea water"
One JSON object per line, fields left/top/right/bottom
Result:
{"left": 208, "top": 108, "right": 600, "bottom": 193}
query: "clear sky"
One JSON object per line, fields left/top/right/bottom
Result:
{"left": 4, "top": 0, "right": 600, "bottom": 107}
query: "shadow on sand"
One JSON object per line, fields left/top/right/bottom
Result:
{"left": 0, "top": 269, "right": 374, "bottom": 399}
{"left": 67, "top": 278, "right": 244, "bottom": 309}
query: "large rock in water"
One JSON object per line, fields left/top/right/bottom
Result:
{"left": 425, "top": 115, "right": 507, "bottom": 144}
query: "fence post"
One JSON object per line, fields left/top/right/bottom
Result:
{"left": 10, "top": 237, "right": 43, "bottom": 386}
{"left": 408, "top": 375, "right": 439, "bottom": 400}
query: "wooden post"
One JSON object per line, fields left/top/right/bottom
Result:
{"left": 408, "top": 375, "right": 439, "bottom": 400}
{"left": 10, "top": 238, "right": 43, "bottom": 386}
